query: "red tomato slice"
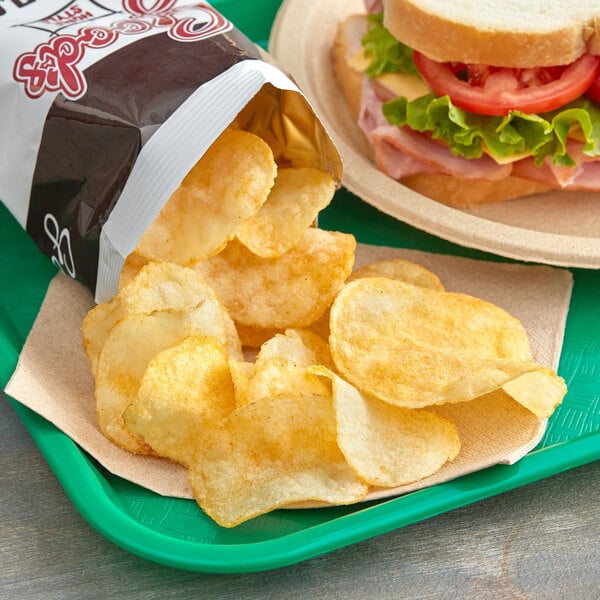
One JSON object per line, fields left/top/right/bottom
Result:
{"left": 586, "top": 72, "right": 600, "bottom": 103}
{"left": 413, "top": 51, "right": 600, "bottom": 116}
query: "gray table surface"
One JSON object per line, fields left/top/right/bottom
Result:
{"left": 1, "top": 388, "right": 598, "bottom": 600}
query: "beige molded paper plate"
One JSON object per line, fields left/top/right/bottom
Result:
{"left": 269, "top": 0, "right": 600, "bottom": 269}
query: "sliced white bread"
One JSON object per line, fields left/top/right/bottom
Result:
{"left": 383, "top": 0, "right": 600, "bottom": 67}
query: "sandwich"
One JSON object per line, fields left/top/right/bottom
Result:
{"left": 332, "top": 0, "right": 600, "bottom": 207}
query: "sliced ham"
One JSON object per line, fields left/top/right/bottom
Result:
{"left": 371, "top": 124, "right": 513, "bottom": 180}
{"left": 365, "top": 0, "right": 384, "bottom": 14}
{"left": 512, "top": 157, "right": 574, "bottom": 187}
{"left": 358, "top": 78, "right": 389, "bottom": 136}
{"left": 372, "top": 132, "right": 440, "bottom": 179}
{"left": 565, "top": 161, "right": 600, "bottom": 190}
{"left": 512, "top": 141, "right": 600, "bottom": 190}
{"left": 358, "top": 81, "right": 437, "bottom": 178}
{"left": 512, "top": 155, "right": 600, "bottom": 190}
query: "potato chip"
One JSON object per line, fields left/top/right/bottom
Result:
{"left": 236, "top": 167, "right": 335, "bottom": 257}
{"left": 185, "top": 296, "right": 244, "bottom": 362}
{"left": 116, "top": 261, "right": 219, "bottom": 316}
{"left": 228, "top": 358, "right": 255, "bottom": 408}
{"left": 135, "top": 129, "right": 277, "bottom": 264}
{"left": 95, "top": 302, "right": 242, "bottom": 453}
{"left": 118, "top": 252, "right": 149, "bottom": 288}
{"left": 118, "top": 263, "right": 314, "bottom": 351}
{"left": 309, "top": 366, "right": 461, "bottom": 487}
{"left": 501, "top": 367, "right": 567, "bottom": 418}
{"left": 192, "top": 228, "right": 356, "bottom": 329}
{"left": 255, "top": 328, "right": 334, "bottom": 370}
{"left": 242, "top": 356, "right": 331, "bottom": 406}
{"left": 188, "top": 393, "right": 368, "bottom": 528}
{"left": 123, "top": 336, "right": 235, "bottom": 466}
{"left": 82, "top": 300, "right": 120, "bottom": 377}
{"left": 84, "top": 261, "right": 213, "bottom": 372}
{"left": 310, "top": 258, "right": 445, "bottom": 340}
{"left": 329, "top": 277, "right": 535, "bottom": 408}
{"left": 348, "top": 258, "right": 445, "bottom": 291}
{"left": 82, "top": 261, "right": 243, "bottom": 375}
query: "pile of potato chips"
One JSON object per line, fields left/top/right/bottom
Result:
{"left": 82, "top": 128, "right": 567, "bottom": 527}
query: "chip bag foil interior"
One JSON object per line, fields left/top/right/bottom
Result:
{"left": 0, "top": 0, "right": 341, "bottom": 302}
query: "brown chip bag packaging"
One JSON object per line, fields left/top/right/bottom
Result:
{"left": 0, "top": 0, "right": 341, "bottom": 302}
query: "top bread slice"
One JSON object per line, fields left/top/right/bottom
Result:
{"left": 383, "top": 0, "right": 600, "bottom": 67}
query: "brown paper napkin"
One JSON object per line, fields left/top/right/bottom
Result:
{"left": 5, "top": 244, "right": 573, "bottom": 501}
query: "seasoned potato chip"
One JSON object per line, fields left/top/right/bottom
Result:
{"left": 185, "top": 296, "right": 244, "bottom": 362}
{"left": 81, "top": 301, "right": 119, "bottom": 376}
{"left": 192, "top": 228, "right": 356, "bottom": 329}
{"left": 329, "top": 277, "right": 535, "bottom": 408}
{"left": 241, "top": 357, "right": 331, "bottom": 406}
{"left": 348, "top": 258, "right": 445, "bottom": 291}
{"left": 135, "top": 129, "right": 277, "bottom": 264}
{"left": 236, "top": 167, "right": 335, "bottom": 257}
{"left": 95, "top": 303, "right": 241, "bottom": 453}
{"left": 255, "top": 328, "right": 334, "bottom": 370}
{"left": 116, "top": 261, "right": 218, "bottom": 315}
{"left": 189, "top": 394, "right": 369, "bottom": 528}
{"left": 501, "top": 367, "right": 567, "bottom": 418}
{"left": 82, "top": 261, "right": 243, "bottom": 374}
{"left": 228, "top": 358, "right": 255, "bottom": 408}
{"left": 310, "top": 258, "right": 445, "bottom": 340}
{"left": 123, "top": 336, "right": 235, "bottom": 466}
{"left": 118, "top": 252, "right": 149, "bottom": 288}
{"left": 310, "top": 367, "right": 461, "bottom": 487}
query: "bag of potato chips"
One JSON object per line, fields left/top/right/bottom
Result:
{"left": 0, "top": 0, "right": 341, "bottom": 302}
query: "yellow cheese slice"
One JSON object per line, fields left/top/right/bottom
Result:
{"left": 349, "top": 50, "right": 429, "bottom": 101}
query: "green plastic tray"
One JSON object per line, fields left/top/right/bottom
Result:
{"left": 2, "top": 0, "right": 599, "bottom": 574}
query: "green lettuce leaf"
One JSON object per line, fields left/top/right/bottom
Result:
{"left": 362, "top": 13, "right": 419, "bottom": 78}
{"left": 546, "top": 102, "right": 600, "bottom": 165}
{"left": 382, "top": 95, "right": 600, "bottom": 166}
{"left": 362, "top": 13, "right": 600, "bottom": 166}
